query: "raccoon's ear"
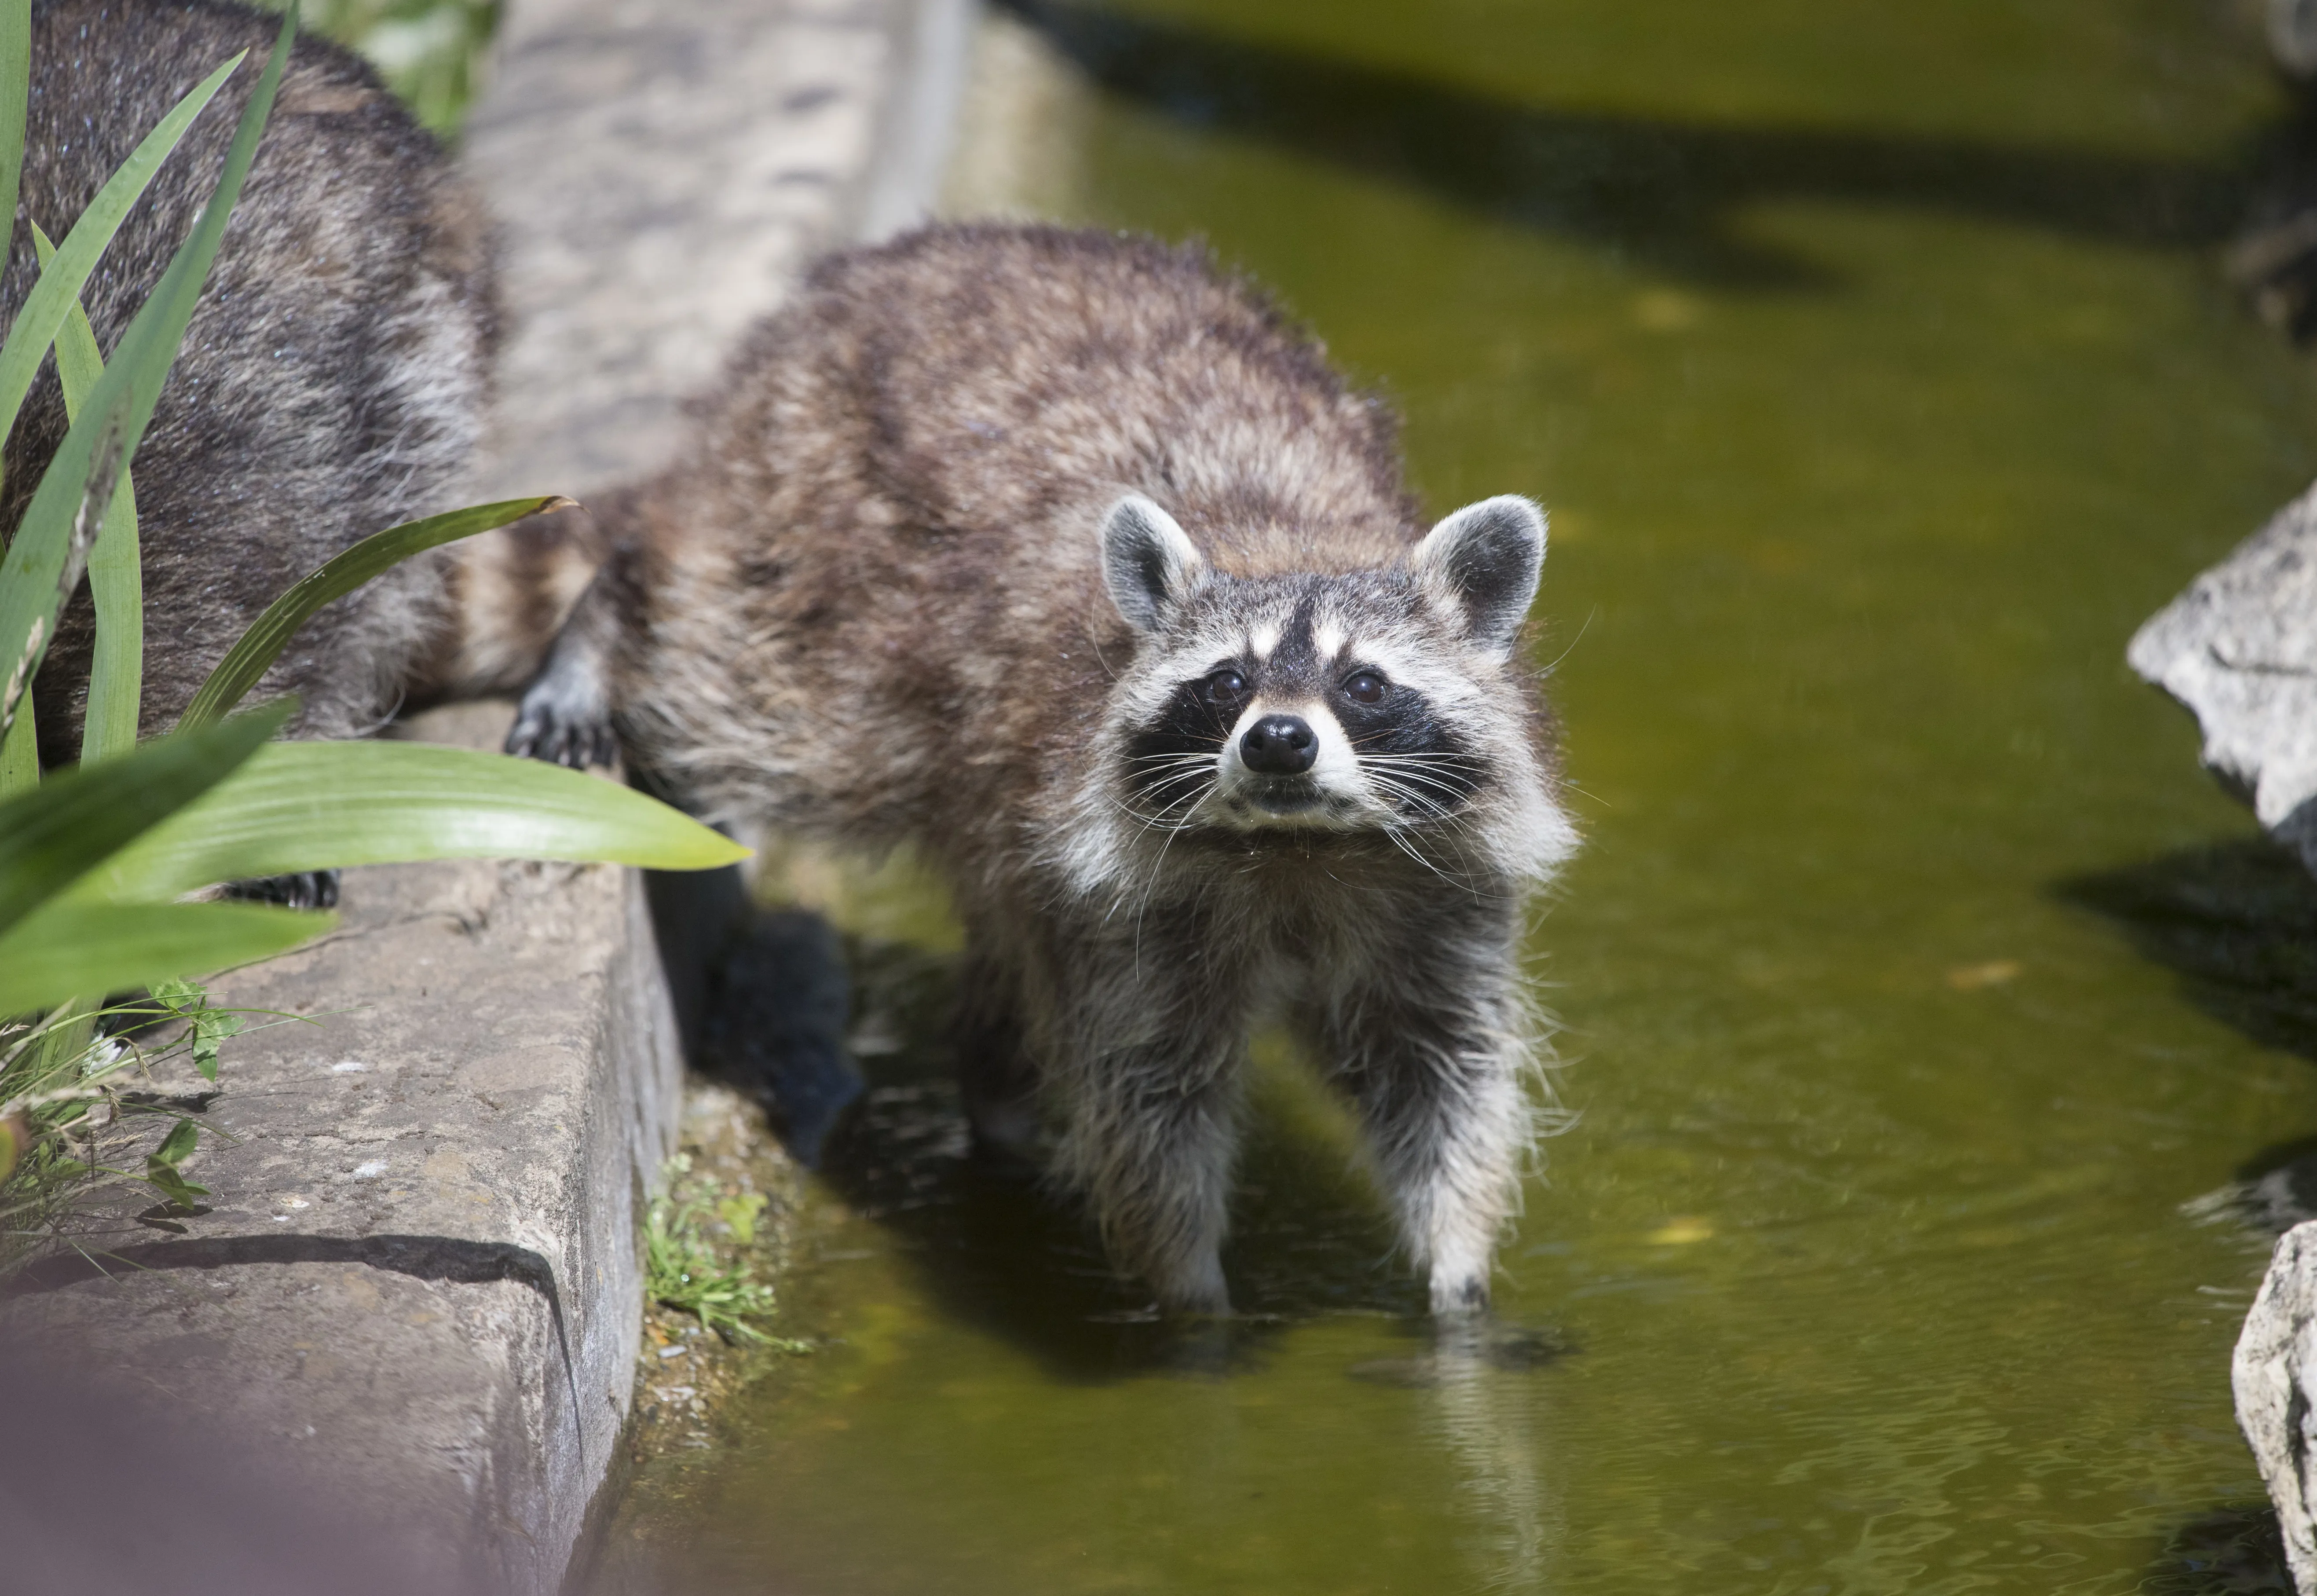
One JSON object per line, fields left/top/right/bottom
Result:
{"left": 1412, "top": 495, "right": 1546, "bottom": 657}
{"left": 1099, "top": 494, "right": 1206, "bottom": 633}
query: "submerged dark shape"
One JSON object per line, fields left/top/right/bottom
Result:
{"left": 2057, "top": 838, "right": 2317, "bottom": 1065}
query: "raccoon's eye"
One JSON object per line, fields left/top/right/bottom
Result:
{"left": 1203, "top": 668, "right": 1249, "bottom": 705}
{"left": 1341, "top": 670, "right": 1387, "bottom": 706}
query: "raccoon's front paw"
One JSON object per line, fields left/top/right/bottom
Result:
{"left": 1428, "top": 1269, "right": 1491, "bottom": 1318}
{"left": 505, "top": 676, "right": 618, "bottom": 769}
{"left": 222, "top": 870, "right": 340, "bottom": 911}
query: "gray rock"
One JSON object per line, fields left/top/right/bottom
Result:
{"left": 2236, "top": 1219, "right": 2317, "bottom": 1592}
{"left": 2127, "top": 480, "right": 2317, "bottom": 871}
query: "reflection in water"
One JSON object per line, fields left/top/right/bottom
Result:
{"left": 1429, "top": 1320, "right": 1559, "bottom": 1593}
{"left": 2143, "top": 1504, "right": 2293, "bottom": 1594}
{"left": 992, "top": 0, "right": 2244, "bottom": 286}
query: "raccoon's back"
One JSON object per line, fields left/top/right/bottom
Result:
{"left": 3, "top": 0, "right": 497, "bottom": 757}
{"left": 629, "top": 224, "right": 1420, "bottom": 848}
{"left": 708, "top": 225, "right": 1414, "bottom": 574}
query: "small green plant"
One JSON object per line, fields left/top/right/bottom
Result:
{"left": 0, "top": 4, "right": 746, "bottom": 1268}
{"left": 716, "top": 1191, "right": 768, "bottom": 1245}
{"left": 644, "top": 1191, "right": 779, "bottom": 1344}
{"left": 0, "top": 985, "right": 287, "bottom": 1257}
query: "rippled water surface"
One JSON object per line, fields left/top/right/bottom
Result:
{"left": 598, "top": 3, "right": 2317, "bottom": 1589}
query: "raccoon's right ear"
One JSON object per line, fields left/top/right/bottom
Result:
{"left": 1099, "top": 494, "right": 1207, "bottom": 633}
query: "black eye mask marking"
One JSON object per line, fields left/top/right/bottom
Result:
{"left": 1338, "top": 681, "right": 1487, "bottom": 819}
{"left": 1124, "top": 667, "right": 1245, "bottom": 816}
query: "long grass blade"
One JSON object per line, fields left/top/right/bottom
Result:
{"left": 0, "top": 53, "right": 242, "bottom": 453}
{"left": 0, "top": 900, "right": 325, "bottom": 1015}
{"left": 0, "top": 0, "right": 26, "bottom": 275}
{"left": 0, "top": 700, "right": 285, "bottom": 936}
{"left": 64, "top": 739, "right": 750, "bottom": 904}
{"left": 0, "top": 9, "right": 293, "bottom": 761}
{"left": 0, "top": 428, "right": 110, "bottom": 736}
{"left": 179, "top": 495, "right": 573, "bottom": 733}
{"left": 33, "top": 227, "right": 141, "bottom": 765}
{"left": 0, "top": 689, "right": 31, "bottom": 795}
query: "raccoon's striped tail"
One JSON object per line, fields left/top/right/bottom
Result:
{"left": 414, "top": 491, "right": 630, "bottom": 703}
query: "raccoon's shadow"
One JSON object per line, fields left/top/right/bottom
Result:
{"left": 810, "top": 936, "right": 1426, "bottom": 1383}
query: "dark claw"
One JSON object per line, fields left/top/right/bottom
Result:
{"left": 223, "top": 869, "right": 340, "bottom": 911}
{"left": 504, "top": 687, "right": 616, "bottom": 769}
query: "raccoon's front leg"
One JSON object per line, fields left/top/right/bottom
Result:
{"left": 506, "top": 562, "right": 623, "bottom": 769}
{"left": 1047, "top": 943, "right": 1250, "bottom": 1314}
{"left": 1315, "top": 911, "right": 1533, "bottom": 1316}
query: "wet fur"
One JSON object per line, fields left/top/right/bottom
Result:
{"left": 501, "top": 223, "right": 1575, "bottom": 1314}
{"left": 1, "top": 0, "right": 497, "bottom": 758}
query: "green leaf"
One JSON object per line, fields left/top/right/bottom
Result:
{"left": 0, "top": 9, "right": 292, "bottom": 745}
{"left": 0, "top": 899, "right": 325, "bottom": 1015}
{"left": 0, "top": 54, "right": 241, "bottom": 454}
{"left": 0, "top": 701, "right": 286, "bottom": 937}
{"left": 191, "top": 1005, "right": 239, "bottom": 1082}
{"left": 179, "top": 496, "right": 574, "bottom": 733}
{"left": 0, "top": 0, "right": 27, "bottom": 281}
{"left": 153, "top": 1118, "right": 198, "bottom": 1166}
{"left": 143, "top": 1157, "right": 208, "bottom": 1210}
{"left": 63, "top": 739, "right": 750, "bottom": 904}
{"left": 149, "top": 977, "right": 202, "bottom": 1007}
{"left": 32, "top": 225, "right": 144, "bottom": 766}
{"left": 152, "top": 976, "right": 238, "bottom": 1082}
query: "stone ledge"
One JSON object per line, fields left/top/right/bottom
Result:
{"left": 4, "top": 702, "right": 682, "bottom": 1592}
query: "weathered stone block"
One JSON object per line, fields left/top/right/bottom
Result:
{"left": 4, "top": 705, "right": 686, "bottom": 1592}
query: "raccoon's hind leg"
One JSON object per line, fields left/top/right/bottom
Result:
{"left": 955, "top": 949, "right": 1042, "bottom": 1168}
{"left": 1312, "top": 907, "right": 1533, "bottom": 1317}
{"left": 507, "top": 562, "right": 624, "bottom": 769}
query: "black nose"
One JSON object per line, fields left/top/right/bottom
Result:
{"left": 1240, "top": 714, "right": 1318, "bottom": 776}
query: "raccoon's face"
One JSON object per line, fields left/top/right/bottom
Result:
{"left": 1097, "top": 493, "right": 1549, "bottom": 841}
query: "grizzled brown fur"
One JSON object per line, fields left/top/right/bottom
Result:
{"left": 496, "top": 223, "right": 1576, "bottom": 1314}
{"left": 2, "top": 0, "right": 497, "bottom": 761}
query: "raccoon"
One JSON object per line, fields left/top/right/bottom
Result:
{"left": 3, "top": 0, "right": 497, "bottom": 781}
{"left": 488, "top": 223, "right": 1576, "bottom": 1315}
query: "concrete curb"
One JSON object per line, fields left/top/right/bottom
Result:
{"left": 0, "top": 4, "right": 970, "bottom": 1589}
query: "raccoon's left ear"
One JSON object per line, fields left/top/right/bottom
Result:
{"left": 1412, "top": 495, "right": 1546, "bottom": 657}
{"left": 1100, "top": 494, "right": 1207, "bottom": 633}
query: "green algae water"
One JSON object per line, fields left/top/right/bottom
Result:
{"left": 595, "top": 3, "right": 2317, "bottom": 1589}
